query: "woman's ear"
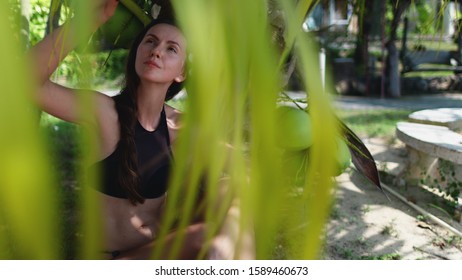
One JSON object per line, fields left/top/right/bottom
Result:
{"left": 174, "top": 69, "right": 186, "bottom": 83}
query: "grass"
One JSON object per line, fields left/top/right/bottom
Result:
{"left": 404, "top": 70, "right": 454, "bottom": 78}
{"left": 380, "top": 222, "right": 399, "bottom": 238}
{"left": 360, "top": 253, "right": 401, "bottom": 260}
{"left": 336, "top": 108, "right": 413, "bottom": 138}
{"left": 333, "top": 247, "right": 401, "bottom": 260}
{"left": 406, "top": 39, "right": 457, "bottom": 52}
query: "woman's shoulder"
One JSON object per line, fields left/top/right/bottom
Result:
{"left": 164, "top": 103, "right": 182, "bottom": 124}
{"left": 164, "top": 103, "right": 183, "bottom": 142}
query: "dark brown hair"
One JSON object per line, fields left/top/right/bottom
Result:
{"left": 113, "top": 18, "right": 184, "bottom": 204}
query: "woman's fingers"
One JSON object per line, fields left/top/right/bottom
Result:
{"left": 98, "top": 0, "right": 120, "bottom": 25}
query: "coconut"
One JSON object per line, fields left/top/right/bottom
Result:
{"left": 281, "top": 149, "right": 309, "bottom": 187}
{"left": 100, "top": 3, "right": 145, "bottom": 49}
{"left": 276, "top": 106, "right": 313, "bottom": 150}
{"left": 333, "top": 138, "right": 352, "bottom": 176}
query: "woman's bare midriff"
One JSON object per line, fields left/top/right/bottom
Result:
{"left": 97, "top": 191, "right": 166, "bottom": 253}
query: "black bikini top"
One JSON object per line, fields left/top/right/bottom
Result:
{"left": 93, "top": 107, "right": 173, "bottom": 199}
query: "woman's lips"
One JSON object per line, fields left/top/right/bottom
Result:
{"left": 144, "top": 60, "right": 161, "bottom": 68}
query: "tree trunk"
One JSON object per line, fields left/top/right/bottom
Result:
{"left": 45, "top": 0, "right": 61, "bottom": 35}
{"left": 387, "top": 43, "right": 400, "bottom": 97}
{"left": 386, "top": 0, "right": 411, "bottom": 98}
{"left": 20, "top": 0, "right": 30, "bottom": 51}
{"left": 353, "top": 0, "right": 378, "bottom": 95}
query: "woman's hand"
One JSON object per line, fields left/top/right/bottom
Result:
{"left": 94, "top": 0, "right": 120, "bottom": 26}
{"left": 29, "top": 0, "right": 120, "bottom": 124}
{"left": 72, "top": 0, "right": 119, "bottom": 29}
{"left": 73, "top": 0, "right": 119, "bottom": 30}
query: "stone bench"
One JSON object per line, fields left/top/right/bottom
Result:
{"left": 401, "top": 50, "right": 462, "bottom": 74}
{"left": 396, "top": 122, "right": 462, "bottom": 164}
{"left": 396, "top": 117, "right": 462, "bottom": 207}
{"left": 408, "top": 108, "right": 462, "bottom": 130}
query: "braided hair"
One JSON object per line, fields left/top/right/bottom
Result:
{"left": 113, "top": 17, "right": 184, "bottom": 205}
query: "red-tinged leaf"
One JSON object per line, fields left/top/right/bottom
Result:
{"left": 338, "top": 118, "right": 386, "bottom": 195}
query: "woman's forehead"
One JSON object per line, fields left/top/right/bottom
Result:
{"left": 145, "top": 24, "right": 186, "bottom": 46}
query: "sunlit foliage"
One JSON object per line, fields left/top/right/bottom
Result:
{"left": 1, "top": 0, "right": 338, "bottom": 259}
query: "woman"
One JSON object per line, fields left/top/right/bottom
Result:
{"left": 31, "top": 0, "right": 206, "bottom": 259}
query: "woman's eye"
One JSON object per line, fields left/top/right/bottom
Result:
{"left": 168, "top": 46, "right": 178, "bottom": 53}
{"left": 145, "top": 39, "right": 156, "bottom": 45}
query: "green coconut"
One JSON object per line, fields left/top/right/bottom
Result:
{"left": 281, "top": 149, "right": 309, "bottom": 187}
{"left": 100, "top": 3, "right": 145, "bottom": 49}
{"left": 276, "top": 106, "right": 313, "bottom": 150}
{"left": 333, "top": 138, "right": 352, "bottom": 176}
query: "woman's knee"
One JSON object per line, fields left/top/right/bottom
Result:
{"left": 179, "top": 223, "right": 206, "bottom": 259}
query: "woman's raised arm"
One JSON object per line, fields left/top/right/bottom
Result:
{"left": 28, "top": 0, "right": 119, "bottom": 123}
{"left": 31, "top": 0, "right": 118, "bottom": 86}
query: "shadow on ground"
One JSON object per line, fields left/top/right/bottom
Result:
{"left": 324, "top": 167, "right": 462, "bottom": 260}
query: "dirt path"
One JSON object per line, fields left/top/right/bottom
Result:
{"left": 324, "top": 137, "right": 462, "bottom": 260}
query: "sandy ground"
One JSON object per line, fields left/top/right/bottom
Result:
{"left": 324, "top": 137, "right": 462, "bottom": 260}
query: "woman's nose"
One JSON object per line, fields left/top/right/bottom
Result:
{"left": 151, "top": 46, "right": 162, "bottom": 57}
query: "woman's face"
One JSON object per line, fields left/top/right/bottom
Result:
{"left": 135, "top": 23, "right": 187, "bottom": 86}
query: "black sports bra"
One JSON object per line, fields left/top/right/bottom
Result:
{"left": 93, "top": 107, "right": 173, "bottom": 199}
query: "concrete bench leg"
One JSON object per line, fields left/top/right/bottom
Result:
{"left": 405, "top": 146, "right": 440, "bottom": 184}
{"left": 402, "top": 146, "right": 462, "bottom": 223}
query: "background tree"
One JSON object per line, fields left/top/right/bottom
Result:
{"left": 352, "top": 0, "right": 379, "bottom": 96}
{"left": 45, "top": 0, "right": 61, "bottom": 35}
{"left": 20, "top": 0, "right": 31, "bottom": 50}
{"left": 386, "top": 0, "right": 412, "bottom": 98}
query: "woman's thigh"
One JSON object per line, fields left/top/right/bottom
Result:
{"left": 155, "top": 223, "right": 207, "bottom": 259}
